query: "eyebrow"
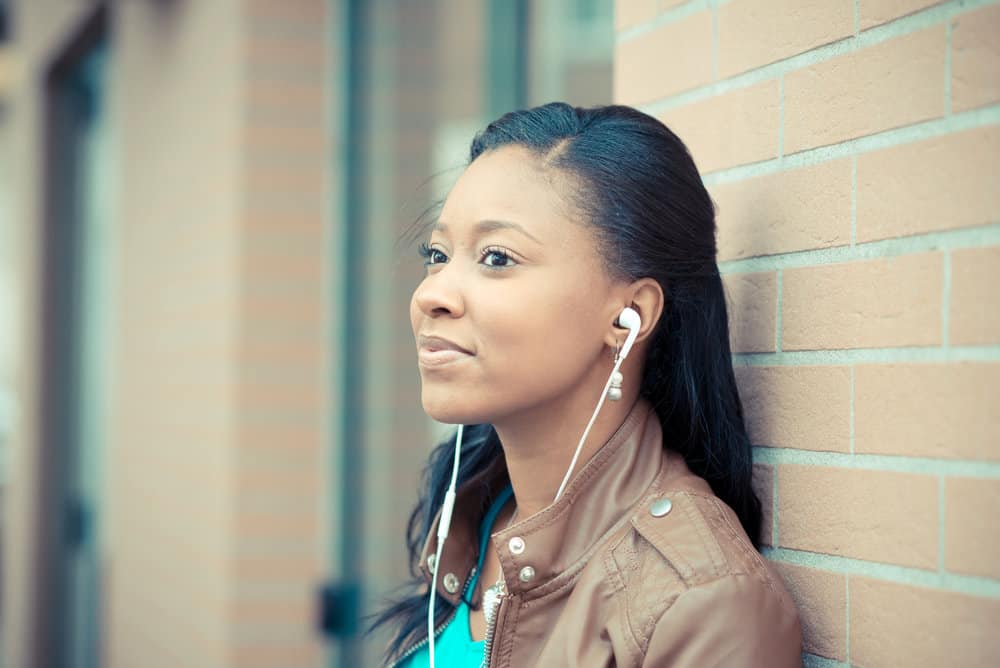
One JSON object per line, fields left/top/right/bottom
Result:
{"left": 433, "top": 219, "right": 542, "bottom": 244}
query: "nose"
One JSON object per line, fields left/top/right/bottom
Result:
{"left": 411, "top": 265, "right": 466, "bottom": 320}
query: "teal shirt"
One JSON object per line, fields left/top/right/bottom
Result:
{"left": 399, "top": 484, "right": 515, "bottom": 667}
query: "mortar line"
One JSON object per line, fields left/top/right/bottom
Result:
{"left": 762, "top": 546, "right": 1000, "bottom": 598}
{"left": 752, "top": 446, "right": 1000, "bottom": 478}
{"left": 701, "top": 103, "right": 1000, "bottom": 186}
{"left": 718, "top": 222, "right": 1000, "bottom": 274}
{"left": 616, "top": 0, "right": 713, "bottom": 43}
{"left": 733, "top": 346, "right": 1000, "bottom": 365}
{"left": 803, "top": 653, "right": 849, "bottom": 668}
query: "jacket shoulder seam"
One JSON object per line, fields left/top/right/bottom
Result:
{"left": 630, "top": 490, "right": 730, "bottom": 585}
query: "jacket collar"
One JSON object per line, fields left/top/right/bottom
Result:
{"left": 418, "top": 397, "right": 667, "bottom": 604}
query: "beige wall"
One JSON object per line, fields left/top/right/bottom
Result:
{"left": 615, "top": 0, "right": 1000, "bottom": 665}
{"left": 4, "top": 1, "right": 332, "bottom": 666}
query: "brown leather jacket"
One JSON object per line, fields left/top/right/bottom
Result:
{"left": 390, "top": 398, "right": 802, "bottom": 667}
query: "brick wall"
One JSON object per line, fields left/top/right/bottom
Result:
{"left": 615, "top": 1, "right": 999, "bottom": 666}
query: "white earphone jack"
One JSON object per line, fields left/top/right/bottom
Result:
{"left": 426, "top": 307, "right": 641, "bottom": 665}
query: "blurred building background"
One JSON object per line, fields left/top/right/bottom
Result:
{"left": 1, "top": 0, "right": 998, "bottom": 667}
{"left": 0, "top": 1, "right": 612, "bottom": 667}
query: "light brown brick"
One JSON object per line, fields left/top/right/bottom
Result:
{"left": 236, "top": 510, "right": 320, "bottom": 539}
{"left": 951, "top": 246, "right": 1000, "bottom": 345}
{"left": 858, "top": 0, "right": 944, "bottom": 30}
{"left": 712, "top": 159, "right": 852, "bottom": 260}
{"left": 247, "top": 0, "right": 327, "bottom": 23}
{"left": 781, "top": 253, "right": 943, "bottom": 350}
{"left": 952, "top": 3, "right": 1000, "bottom": 112}
{"left": 945, "top": 477, "right": 1000, "bottom": 579}
{"left": 658, "top": 80, "right": 779, "bottom": 173}
{"left": 232, "top": 644, "right": 323, "bottom": 668}
{"left": 850, "top": 576, "right": 1000, "bottom": 667}
{"left": 245, "top": 162, "right": 326, "bottom": 198}
{"left": 246, "top": 126, "right": 327, "bottom": 158}
{"left": 855, "top": 362, "right": 1000, "bottom": 460}
{"left": 615, "top": 0, "right": 658, "bottom": 30}
{"left": 771, "top": 562, "right": 846, "bottom": 660}
{"left": 717, "top": 0, "right": 854, "bottom": 78}
{"left": 248, "top": 35, "right": 325, "bottom": 74}
{"left": 735, "top": 366, "right": 851, "bottom": 452}
{"left": 752, "top": 463, "right": 774, "bottom": 547}
{"left": 778, "top": 466, "right": 938, "bottom": 568}
{"left": 238, "top": 466, "right": 322, "bottom": 496}
{"left": 230, "top": 597, "right": 316, "bottom": 626}
{"left": 234, "top": 554, "right": 323, "bottom": 580}
{"left": 856, "top": 125, "right": 1000, "bottom": 243}
{"left": 722, "top": 271, "right": 776, "bottom": 352}
{"left": 784, "top": 26, "right": 945, "bottom": 154}
{"left": 613, "top": 12, "right": 713, "bottom": 105}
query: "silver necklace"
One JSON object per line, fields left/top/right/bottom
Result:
{"left": 481, "top": 502, "right": 517, "bottom": 627}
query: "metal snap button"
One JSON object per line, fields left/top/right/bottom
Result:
{"left": 650, "top": 498, "right": 673, "bottom": 517}
{"left": 518, "top": 566, "right": 536, "bottom": 582}
{"left": 508, "top": 536, "right": 526, "bottom": 554}
{"left": 426, "top": 554, "right": 437, "bottom": 573}
{"left": 442, "top": 573, "right": 460, "bottom": 593}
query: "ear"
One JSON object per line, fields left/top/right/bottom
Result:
{"left": 603, "top": 278, "right": 665, "bottom": 349}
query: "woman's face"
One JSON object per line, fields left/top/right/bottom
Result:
{"left": 410, "top": 145, "right": 623, "bottom": 425}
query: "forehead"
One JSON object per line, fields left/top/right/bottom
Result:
{"left": 438, "top": 145, "right": 580, "bottom": 235}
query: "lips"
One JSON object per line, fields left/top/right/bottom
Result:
{"left": 417, "top": 334, "right": 474, "bottom": 367}
{"left": 419, "top": 335, "right": 472, "bottom": 354}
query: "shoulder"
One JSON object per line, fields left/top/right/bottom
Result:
{"left": 631, "top": 489, "right": 773, "bottom": 589}
{"left": 604, "top": 487, "right": 801, "bottom": 665}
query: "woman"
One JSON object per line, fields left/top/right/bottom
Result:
{"left": 371, "top": 103, "right": 802, "bottom": 667}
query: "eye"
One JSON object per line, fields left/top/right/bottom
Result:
{"left": 418, "top": 242, "right": 449, "bottom": 266}
{"left": 481, "top": 246, "right": 517, "bottom": 269}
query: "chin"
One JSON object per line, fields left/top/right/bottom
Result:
{"left": 420, "top": 385, "right": 492, "bottom": 425}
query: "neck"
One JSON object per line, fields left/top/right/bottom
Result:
{"left": 493, "top": 357, "right": 642, "bottom": 520}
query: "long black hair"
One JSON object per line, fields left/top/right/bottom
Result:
{"left": 368, "top": 102, "right": 761, "bottom": 662}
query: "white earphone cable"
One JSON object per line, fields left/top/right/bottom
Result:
{"left": 428, "top": 423, "right": 463, "bottom": 668}
{"left": 553, "top": 355, "right": 625, "bottom": 502}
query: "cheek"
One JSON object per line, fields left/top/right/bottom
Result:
{"left": 477, "top": 285, "right": 605, "bottom": 393}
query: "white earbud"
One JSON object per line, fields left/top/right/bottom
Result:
{"left": 615, "top": 307, "right": 642, "bottom": 361}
